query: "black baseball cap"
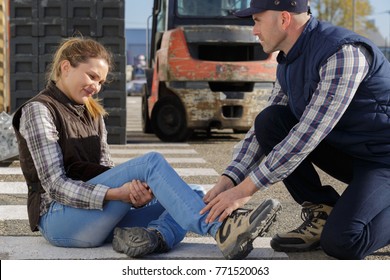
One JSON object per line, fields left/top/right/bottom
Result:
{"left": 235, "top": 0, "right": 309, "bottom": 18}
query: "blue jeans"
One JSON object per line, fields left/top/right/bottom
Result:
{"left": 255, "top": 105, "right": 390, "bottom": 259}
{"left": 38, "top": 152, "right": 221, "bottom": 249}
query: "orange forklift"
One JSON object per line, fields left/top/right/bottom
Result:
{"left": 142, "top": 0, "right": 277, "bottom": 142}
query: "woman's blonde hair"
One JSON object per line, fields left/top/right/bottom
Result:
{"left": 48, "top": 37, "right": 113, "bottom": 119}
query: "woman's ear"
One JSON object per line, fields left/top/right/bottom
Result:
{"left": 60, "top": 60, "right": 71, "bottom": 76}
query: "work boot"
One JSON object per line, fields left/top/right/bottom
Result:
{"left": 215, "top": 199, "right": 282, "bottom": 260}
{"left": 270, "top": 202, "right": 333, "bottom": 252}
{"left": 112, "top": 227, "right": 168, "bottom": 258}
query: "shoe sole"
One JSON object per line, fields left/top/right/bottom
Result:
{"left": 223, "top": 199, "right": 282, "bottom": 260}
{"left": 270, "top": 239, "right": 321, "bottom": 252}
{"left": 112, "top": 228, "right": 127, "bottom": 254}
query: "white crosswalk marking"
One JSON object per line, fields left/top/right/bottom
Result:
{"left": 0, "top": 182, "right": 27, "bottom": 194}
{"left": 0, "top": 167, "right": 23, "bottom": 175}
{"left": 0, "top": 166, "right": 217, "bottom": 176}
{"left": 113, "top": 157, "right": 206, "bottom": 165}
{"left": 0, "top": 143, "right": 218, "bottom": 223}
{"left": 110, "top": 149, "right": 198, "bottom": 155}
{"left": 0, "top": 206, "right": 28, "bottom": 220}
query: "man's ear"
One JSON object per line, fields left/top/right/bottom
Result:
{"left": 280, "top": 11, "right": 292, "bottom": 30}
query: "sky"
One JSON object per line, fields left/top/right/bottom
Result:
{"left": 125, "top": 0, "right": 390, "bottom": 41}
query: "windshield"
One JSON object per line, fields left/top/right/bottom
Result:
{"left": 176, "top": 0, "right": 250, "bottom": 17}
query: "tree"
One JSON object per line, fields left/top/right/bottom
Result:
{"left": 310, "top": 0, "right": 377, "bottom": 36}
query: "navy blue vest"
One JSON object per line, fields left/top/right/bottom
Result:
{"left": 276, "top": 17, "right": 390, "bottom": 165}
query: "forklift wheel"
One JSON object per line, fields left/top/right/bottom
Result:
{"left": 141, "top": 88, "right": 153, "bottom": 133}
{"left": 151, "top": 96, "right": 190, "bottom": 142}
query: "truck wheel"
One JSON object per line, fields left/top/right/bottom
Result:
{"left": 141, "top": 85, "right": 153, "bottom": 133}
{"left": 151, "top": 96, "right": 189, "bottom": 142}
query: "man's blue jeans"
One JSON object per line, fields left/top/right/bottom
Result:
{"left": 38, "top": 152, "right": 221, "bottom": 249}
{"left": 255, "top": 105, "right": 390, "bottom": 259}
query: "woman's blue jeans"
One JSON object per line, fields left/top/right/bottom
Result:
{"left": 255, "top": 105, "right": 390, "bottom": 259}
{"left": 38, "top": 152, "right": 221, "bottom": 249}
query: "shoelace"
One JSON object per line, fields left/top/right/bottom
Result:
{"left": 228, "top": 208, "right": 250, "bottom": 223}
{"left": 294, "top": 204, "right": 324, "bottom": 233}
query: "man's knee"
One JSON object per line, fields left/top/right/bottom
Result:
{"left": 321, "top": 223, "right": 365, "bottom": 259}
{"left": 254, "top": 105, "right": 297, "bottom": 152}
{"left": 255, "top": 106, "right": 284, "bottom": 133}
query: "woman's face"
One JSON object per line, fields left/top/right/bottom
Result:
{"left": 57, "top": 58, "right": 109, "bottom": 104}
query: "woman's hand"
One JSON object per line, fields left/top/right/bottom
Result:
{"left": 126, "top": 180, "right": 154, "bottom": 207}
{"left": 105, "top": 180, "right": 153, "bottom": 207}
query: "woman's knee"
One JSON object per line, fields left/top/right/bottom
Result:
{"left": 144, "top": 151, "right": 164, "bottom": 162}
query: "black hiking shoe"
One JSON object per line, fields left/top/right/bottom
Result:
{"left": 112, "top": 227, "right": 168, "bottom": 258}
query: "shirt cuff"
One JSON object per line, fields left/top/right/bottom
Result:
{"left": 89, "top": 184, "right": 110, "bottom": 209}
{"left": 222, "top": 167, "right": 244, "bottom": 185}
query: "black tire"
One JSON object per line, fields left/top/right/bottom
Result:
{"left": 141, "top": 85, "right": 153, "bottom": 133}
{"left": 151, "top": 96, "right": 190, "bottom": 142}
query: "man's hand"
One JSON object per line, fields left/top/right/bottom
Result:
{"left": 200, "top": 177, "right": 258, "bottom": 223}
{"left": 203, "top": 175, "right": 235, "bottom": 203}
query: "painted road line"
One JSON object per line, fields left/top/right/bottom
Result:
{"left": 0, "top": 183, "right": 213, "bottom": 196}
{"left": 0, "top": 182, "right": 214, "bottom": 195}
{"left": 109, "top": 149, "right": 197, "bottom": 155}
{"left": 174, "top": 168, "right": 218, "bottom": 176}
{"left": 113, "top": 157, "right": 206, "bottom": 165}
{"left": 0, "top": 205, "right": 28, "bottom": 220}
{"left": 0, "top": 167, "right": 217, "bottom": 177}
{"left": 110, "top": 143, "right": 190, "bottom": 148}
{"left": 0, "top": 182, "right": 27, "bottom": 194}
{"left": 0, "top": 167, "right": 23, "bottom": 175}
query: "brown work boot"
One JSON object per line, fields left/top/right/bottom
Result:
{"left": 215, "top": 199, "right": 282, "bottom": 259}
{"left": 270, "top": 202, "right": 333, "bottom": 252}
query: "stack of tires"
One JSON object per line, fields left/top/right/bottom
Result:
{"left": 9, "top": 0, "right": 126, "bottom": 144}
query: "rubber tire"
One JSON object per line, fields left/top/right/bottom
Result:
{"left": 151, "top": 96, "right": 189, "bottom": 142}
{"left": 141, "top": 85, "right": 153, "bottom": 133}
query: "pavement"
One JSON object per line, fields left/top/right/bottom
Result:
{"left": 0, "top": 236, "right": 287, "bottom": 260}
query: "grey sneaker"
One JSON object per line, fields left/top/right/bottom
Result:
{"left": 112, "top": 227, "right": 168, "bottom": 258}
{"left": 270, "top": 202, "right": 333, "bottom": 252}
{"left": 215, "top": 199, "right": 282, "bottom": 260}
